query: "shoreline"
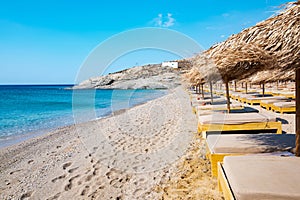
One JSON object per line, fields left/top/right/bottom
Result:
{"left": 0, "top": 86, "right": 201, "bottom": 199}
{"left": 0, "top": 90, "right": 168, "bottom": 150}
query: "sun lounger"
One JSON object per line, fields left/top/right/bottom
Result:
{"left": 191, "top": 97, "right": 228, "bottom": 113}
{"left": 206, "top": 134, "right": 294, "bottom": 176}
{"left": 237, "top": 93, "right": 259, "bottom": 103}
{"left": 272, "top": 91, "right": 295, "bottom": 99}
{"left": 260, "top": 98, "right": 289, "bottom": 110}
{"left": 214, "top": 90, "right": 225, "bottom": 95}
{"left": 218, "top": 155, "right": 300, "bottom": 200}
{"left": 197, "top": 113, "right": 282, "bottom": 137}
{"left": 245, "top": 96, "right": 280, "bottom": 105}
{"left": 230, "top": 93, "right": 241, "bottom": 102}
{"left": 271, "top": 101, "right": 296, "bottom": 114}
{"left": 196, "top": 103, "right": 243, "bottom": 111}
{"left": 191, "top": 97, "right": 225, "bottom": 106}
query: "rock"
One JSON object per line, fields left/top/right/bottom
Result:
{"left": 72, "top": 63, "right": 187, "bottom": 90}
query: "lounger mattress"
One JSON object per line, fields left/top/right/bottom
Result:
{"left": 223, "top": 156, "right": 300, "bottom": 200}
{"left": 198, "top": 113, "right": 276, "bottom": 125}
{"left": 207, "top": 134, "right": 295, "bottom": 154}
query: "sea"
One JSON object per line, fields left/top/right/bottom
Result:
{"left": 0, "top": 85, "right": 168, "bottom": 148}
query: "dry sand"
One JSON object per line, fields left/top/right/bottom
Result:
{"left": 0, "top": 87, "right": 222, "bottom": 200}
{"left": 2, "top": 87, "right": 294, "bottom": 200}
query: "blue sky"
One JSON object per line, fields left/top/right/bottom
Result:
{"left": 0, "top": 0, "right": 291, "bottom": 84}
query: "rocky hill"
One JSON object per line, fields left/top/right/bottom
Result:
{"left": 72, "top": 63, "right": 188, "bottom": 89}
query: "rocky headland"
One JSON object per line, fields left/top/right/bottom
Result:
{"left": 72, "top": 62, "right": 190, "bottom": 90}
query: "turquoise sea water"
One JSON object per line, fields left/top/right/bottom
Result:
{"left": 0, "top": 85, "right": 167, "bottom": 146}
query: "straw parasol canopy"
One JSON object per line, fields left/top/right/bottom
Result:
{"left": 203, "top": 1, "right": 300, "bottom": 81}
{"left": 247, "top": 68, "right": 295, "bottom": 84}
{"left": 191, "top": 53, "right": 221, "bottom": 83}
{"left": 183, "top": 67, "right": 204, "bottom": 85}
{"left": 186, "top": 1, "right": 300, "bottom": 113}
{"left": 206, "top": 41, "right": 277, "bottom": 81}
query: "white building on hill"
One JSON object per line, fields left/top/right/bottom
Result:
{"left": 162, "top": 61, "right": 178, "bottom": 69}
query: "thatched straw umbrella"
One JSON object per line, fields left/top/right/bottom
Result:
{"left": 203, "top": 1, "right": 300, "bottom": 80}
{"left": 191, "top": 41, "right": 276, "bottom": 111}
{"left": 183, "top": 67, "right": 205, "bottom": 98}
{"left": 188, "top": 1, "right": 300, "bottom": 154}
{"left": 248, "top": 68, "right": 294, "bottom": 85}
{"left": 191, "top": 53, "right": 222, "bottom": 104}
{"left": 246, "top": 68, "right": 294, "bottom": 93}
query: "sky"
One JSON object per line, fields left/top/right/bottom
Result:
{"left": 0, "top": 0, "right": 291, "bottom": 84}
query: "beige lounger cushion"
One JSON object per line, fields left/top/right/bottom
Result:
{"left": 207, "top": 134, "right": 295, "bottom": 154}
{"left": 246, "top": 96, "right": 286, "bottom": 101}
{"left": 197, "top": 103, "right": 242, "bottom": 110}
{"left": 198, "top": 113, "right": 276, "bottom": 125}
{"left": 260, "top": 98, "right": 288, "bottom": 104}
{"left": 191, "top": 97, "right": 226, "bottom": 106}
{"left": 223, "top": 156, "right": 300, "bottom": 200}
{"left": 273, "top": 101, "right": 295, "bottom": 108}
{"left": 277, "top": 91, "right": 295, "bottom": 95}
{"left": 238, "top": 93, "right": 259, "bottom": 98}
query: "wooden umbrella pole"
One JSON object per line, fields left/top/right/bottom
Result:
{"left": 225, "top": 80, "right": 231, "bottom": 112}
{"left": 245, "top": 82, "right": 248, "bottom": 94}
{"left": 262, "top": 82, "right": 265, "bottom": 97}
{"left": 210, "top": 81, "right": 213, "bottom": 104}
{"left": 296, "top": 68, "right": 300, "bottom": 156}
{"left": 201, "top": 84, "right": 204, "bottom": 99}
{"left": 234, "top": 81, "right": 237, "bottom": 92}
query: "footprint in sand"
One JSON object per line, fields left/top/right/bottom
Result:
{"left": 68, "top": 167, "right": 78, "bottom": 173}
{"left": 109, "top": 178, "right": 123, "bottom": 188}
{"left": 9, "top": 169, "right": 22, "bottom": 175}
{"left": 51, "top": 174, "right": 66, "bottom": 183}
{"left": 80, "top": 185, "right": 90, "bottom": 196}
{"left": 133, "top": 188, "right": 144, "bottom": 196}
{"left": 64, "top": 175, "right": 80, "bottom": 191}
{"left": 46, "top": 192, "right": 61, "bottom": 200}
{"left": 20, "top": 191, "right": 33, "bottom": 200}
{"left": 105, "top": 168, "right": 120, "bottom": 179}
{"left": 93, "top": 146, "right": 98, "bottom": 151}
{"left": 62, "top": 162, "right": 72, "bottom": 170}
{"left": 85, "top": 174, "right": 93, "bottom": 182}
{"left": 27, "top": 160, "right": 34, "bottom": 164}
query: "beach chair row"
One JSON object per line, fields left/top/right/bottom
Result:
{"left": 188, "top": 89, "right": 297, "bottom": 199}
{"left": 230, "top": 92, "right": 295, "bottom": 114}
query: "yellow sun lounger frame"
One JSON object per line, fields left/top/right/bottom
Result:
{"left": 205, "top": 144, "right": 243, "bottom": 177}
{"left": 271, "top": 104, "right": 296, "bottom": 114}
{"left": 217, "top": 162, "right": 235, "bottom": 200}
{"left": 272, "top": 93, "right": 295, "bottom": 99}
{"left": 238, "top": 97, "right": 247, "bottom": 104}
{"left": 260, "top": 101, "right": 273, "bottom": 110}
{"left": 198, "top": 121, "right": 282, "bottom": 138}
{"left": 245, "top": 98, "right": 262, "bottom": 105}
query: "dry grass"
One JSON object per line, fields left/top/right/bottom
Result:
{"left": 155, "top": 135, "right": 224, "bottom": 200}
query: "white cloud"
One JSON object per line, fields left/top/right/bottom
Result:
{"left": 153, "top": 13, "right": 163, "bottom": 27}
{"left": 152, "top": 13, "right": 175, "bottom": 28}
{"left": 164, "top": 13, "right": 175, "bottom": 27}
{"left": 220, "top": 35, "right": 226, "bottom": 38}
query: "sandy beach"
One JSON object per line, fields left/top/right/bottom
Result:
{"left": 0, "top": 87, "right": 222, "bottom": 200}
{"left": 1, "top": 85, "right": 296, "bottom": 200}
